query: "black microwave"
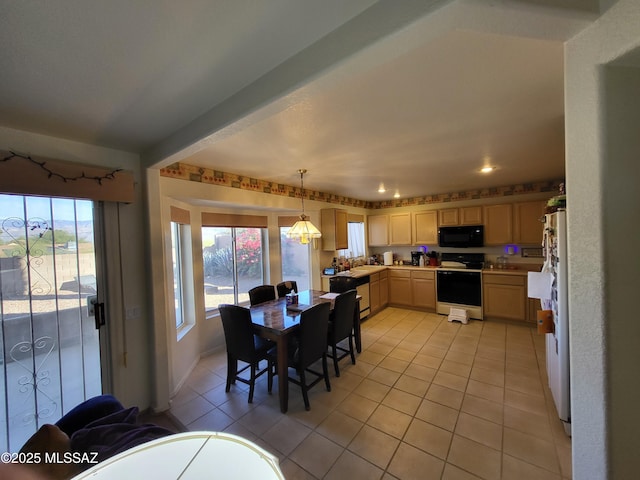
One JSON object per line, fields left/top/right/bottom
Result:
{"left": 438, "top": 225, "right": 484, "bottom": 248}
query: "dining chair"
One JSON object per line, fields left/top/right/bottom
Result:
{"left": 327, "top": 289, "right": 357, "bottom": 376}
{"left": 276, "top": 280, "right": 298, "bottom": 298}
{"left": 268, "top": 302, "right": 331, "bottom": 411}
{"left": 248, "top": 285, "right": 276, "bottom": 306}
{"left": 329, "top": 275, "right": 357, "bottom": 293}
{"left": 219, "top": 304, "right": 275, "bottom": 403}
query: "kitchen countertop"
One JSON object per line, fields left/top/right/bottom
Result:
{"left": 321, "top": 263, "right": 541, "bottom": 278}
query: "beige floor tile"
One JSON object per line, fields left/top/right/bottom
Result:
{"left": 470, "top": 365, "right": 505, "bottom": 387}
{"left": 389, "top": 346, "right": 417, "bottom": 362}
{"left": 324, "top": 450, "right": 384, "bottom": 480}
{"left": 279, "top": 458, "right": 317, "bottom": 480}
{"left": 336, "top": 392, "right": 378, "bottom": 423}
{"left": 455, "top": 412, "right": 502, "bottom": 450}
{"left": 419, "top": 344, "right": 448, "bottom": 358}
{"left": 367, "top": 366, "right": 402, "bottom": 386}
{"left": 426, "top": 383, "right": 465, "bottom": 410}
{"left": 316, "top": 410, "right": 363, "bottom": 447}
{"left": 440, "top": 359, "right": 473, "bottom": 378}
{"left": 358, "top": 350, "right": 386, "bottom": 366}
{"left": 261, "top": 415, "right": 312, "bottom": 456}
{"left": 475, "top": 345, "right": 506, "bottom": 362}
{"left": 466, "top": 379, "right": 504, "bottom": 404}
{"left": 461, "top": 394, "right": 503, "bottom": 425}
{"left": 367, "top": 404, "right": 412, "bottom": 439}
{"left": 404, "top": 417, "right": 453, "bottom": 459}
{"left": 404, "top": 362, "right": 437, "bottom": 382}
{"left": 504, "top": 388, "right": 547, "bottom": 417}
{"left": 170, "top": 395, "right": 215, "bottom": 425}
{"left": 413, "top": 352, "right": 444, "bottom": 369}
{"left": 394, "top": 374, "right": 430, "bottom": 397}
{"left": 330, "top": 370, "right": 363, "bottom": 392}
{"left": 445, "top": 350, "right": 475, "bottom": 366}
{"left": 382, "top": 388, "right": 422, "bottom": 416}
{"left": 348, "top": 425, "right": 400, "bottom": 469}
{"left": 472, "top": 356, "right": 505, "bottom": 371}
{"left": 503, "top": 427, "right": 561, "bottom": 474}
{"left": 441, "top": 463, "right": 484, "bottom": 480}
{"left": 387, "top": 442, "right": 445, "bottom": 480}
{"left": 354, "top": 378, "right": 392, "bottom": 402}
{"left": 504, "top": 372, "right": 545, "bottom": 397}
{"left": 502, "top": 453, "right": 562, "bottom": 480}
{"left": 379, "top": 356, "right": 410, "bottom": 373}
{"left": 415, "top": 398, "right": 459, "bottom": 431}
{"left": 187, "top": 407, "right": 234, "bottom": 432}
{"left": 289, "top": 432, "right": 343, "bottom": 479}
{"left": 237, "top": 403, "right": 283, "bottom": 435}
{"left": 433, "top": 370, "right": 469, "bottom": 392}
{"left": 367, "top": 341, "right": 395, "bottom": 356}
{"left": 503, "top": 405, "right": 553, "bottom": 440}
{"left": 447, "top": 434, "right": 502, "bottom": 480}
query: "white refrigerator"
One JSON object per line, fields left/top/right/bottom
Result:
{"left": 530, "top": 209, "right": 571, "bottom": 435}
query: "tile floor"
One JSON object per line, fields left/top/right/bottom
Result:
{"left": 169, "top": 307, "right": 572, "bottom": 480}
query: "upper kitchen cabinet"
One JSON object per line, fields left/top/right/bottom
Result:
{"left": 513, "top": 200, "right": 547, "bottom": 244}
{"left": 321, "top": 208, "right": 348, "bottom": 251}
{"left": 413, "top": 210, "right": 438, "bottom": 245}
{"left": 367, "top": 214, "right": 389, "bottom": 246}
{"left": 483, "top": 204, "right": 513, "bottom": 245}
{"left": 389, "top": 213, "right": 411, "bottom": 245}
{"left": 438, "top": 206, "right": 482, "bottom": 226}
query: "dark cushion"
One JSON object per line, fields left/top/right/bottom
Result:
{"left": 19, "top": 424, "right": 79, "bottom": 480}
{"left": 55, "top": 394, "right": 124, "bottom": 437}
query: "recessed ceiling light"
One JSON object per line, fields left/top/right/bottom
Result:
{"left": 480, "top": 166, "right": 495, "bottom": 173}
{"left": 378, "top": 183, "right": 386, "bottom": 193}
{"left": 394, "top": 191, "right": 400, "bottom": 198}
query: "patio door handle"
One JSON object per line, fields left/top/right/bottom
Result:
{"left": 88, "top": 296, "right": 106, "bottom": 330}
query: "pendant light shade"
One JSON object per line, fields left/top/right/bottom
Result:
{"left": 287, "top": 169, "right": 322, "bottom": 244}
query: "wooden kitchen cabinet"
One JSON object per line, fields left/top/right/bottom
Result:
{"left": 513, "top": 200, "right": 547, "bottom": 244}
{"left": 483, "top": 203, "right": 513, "bottom": 245}
{"left": 411, "top": 270, "right": 435, "bottom": 310}
{"left": 438, "top": 206, "right": 482, "bottom": 226}
{"left": 370, "top": 272, "right": 380, "bottom": 314}
{"left": 367, "top": 214, "right": 389, "bottom": 246}
{"left": 483, "top": 273, "right": 527, "bottom": 321}
{"left": 388, "top": 269, "right": 412, "bottom": 306}
{"left": 379, "top": 270, "right": 389, "bottom": 308}
{"left": 389, "top": 213, "right": 411, "bottom": 245}
{"left": 413, "top": 210, "right": 438, "bottom": 244}
{"left": 321, "top": 208, "right": 348, "bottom": 251}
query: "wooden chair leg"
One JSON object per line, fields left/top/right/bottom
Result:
{"left": 322, "top": 355, "right": 331, "bottom": 392}
{"left": 299, "top": 370, "right": 310, "bottom": 411}
{"left": 248, "top": 363, "right": 256, "bottom": 403}
{"left": 226, "top": 355, "right": 236, "bottom": 392}
{"left": 267, "top": 360, "right": 274, "bottom": 394}
{"left": 332, "top": 343, "right": 340, "bottom": 377}
{"left": 349, "top": 335, "right": 356, "bottom": 364}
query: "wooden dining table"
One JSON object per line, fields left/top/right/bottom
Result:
{"left": 249, "top": 289, "right": 360, "bottom": 413}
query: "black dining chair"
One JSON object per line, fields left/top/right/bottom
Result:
{"left": 327, "top": 289, "right": 357, "bottom": 376}
{"left": 268, "top": 302, "right": 331, "bottom": 411}
{"left": 329, "top": 276, "right": 357, "bottom": 293}
{"left": 218, "top": 304, "right": 275, "bottom": 403}
{"left": 276, "top": 280, "right": 298, "bottom": 298}
{"left": 248, "top": 285, "right": 276, "bottom": 306}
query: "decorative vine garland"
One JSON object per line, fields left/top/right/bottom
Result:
{"left": 1, "top": 151, "right": 122, "bottom": 185}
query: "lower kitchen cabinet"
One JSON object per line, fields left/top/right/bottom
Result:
{"left": 411, "top": 270, "right": 435, "bottom": 309}
{"left": 483, "top": 273, "right": 527, "bottom": 322}
{"left": 388, "top": 270, "right": 412, "bottom": 306}
{"left": 370, "top": 273, "right": 380, "bottom": 314}
{"left": 379, "top": 270, "right": 389, "bottom": 308}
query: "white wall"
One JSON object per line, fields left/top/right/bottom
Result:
{"left": 565, "top": 1, "right": 640, "bottom": 477}
{"left": 0, "top": 127, "right": 150, "bottom": 410}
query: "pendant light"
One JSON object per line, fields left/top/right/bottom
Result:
{"left": 287, "top": 169, "right": 322, "bottom": 245}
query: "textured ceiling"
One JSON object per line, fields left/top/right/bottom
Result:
{"left": 0, "top": 1, "right": 600, "bottom": 201}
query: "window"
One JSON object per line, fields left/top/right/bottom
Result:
{"left": 280, "top": 226, "right": 310, "bottom": 291}
{"left": 202, "top": 227, "right": 265, "bottom": 310}
{"left": 171, "top": 222, "right": 185, "bottom": 328}
{"left": 339, "top": 222, "right": 365, "bottom": 258}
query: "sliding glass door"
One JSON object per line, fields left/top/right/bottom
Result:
{"left": 0, "top": 194, "right": 103, "bottom": 451}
